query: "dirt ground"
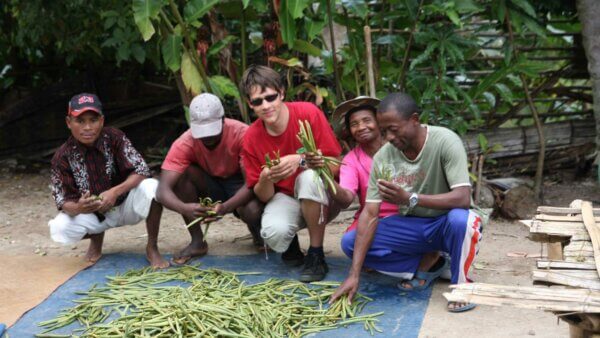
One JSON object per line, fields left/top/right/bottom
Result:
{"left": 0, "top": 167, "right": 598, "bottom": 337}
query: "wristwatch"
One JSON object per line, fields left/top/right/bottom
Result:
{"left": 408, "top": 193, "right": 419, "bottom": 209}
{"left": 299, "top": 155, "right": 307, "bottom": 168}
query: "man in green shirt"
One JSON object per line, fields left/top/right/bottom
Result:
{"left": 330, "top": 92, "right": 483, "bottom": 313}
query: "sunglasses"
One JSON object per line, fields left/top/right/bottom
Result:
{"left": 249, "top": 93, "right": 279, "bottom": 107}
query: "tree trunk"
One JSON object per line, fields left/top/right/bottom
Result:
{"left": 577, "top": 0, "right": 600, "bottom": 175}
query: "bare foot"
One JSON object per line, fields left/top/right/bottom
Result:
{"left": 171, "top": 241, "right": 208, "bottom": 265}
{"left": 146, "top": 244, "right": 169, "bottom": 269}
{"left": 85, "top": 233, "right": 104, "bottom": 264}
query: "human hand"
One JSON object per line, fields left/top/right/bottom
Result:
{"left": 259, "top": 166, "right": 277, "bottom": 184}
{"left": 267, "top": 154, "right": 301, "bottom": 182}
{"left": 98, "top": 189, "right": 118, "bottom": 213}
{"left": 329, "top": 275, "right": 360, "bottom": 305}
{"left": 377, "top": 179, "right": 410, "bottom": 205}
{"left": 305, "top": 150, "right": 325, "bottom": 169}
{"left": 77, "top": 191, "right": 102, "bottom": 214}
{"left": 213, "top": 202, "right": 231, "bottom": 217}
{"left": 180, "top": 203, "right": 213, "bottom": 222}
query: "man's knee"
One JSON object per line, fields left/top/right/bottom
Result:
{"left": 49, "top": 214, "right": 71, "bottom": 243}
{"left": 340, "top": 231, "right": 357, "bottom": 258}
{"left": 260, "top": 219, "right": 295, "bottom": 253}
{"left": 137, "top": 178, "right": 158, "bottom": 199}
{"left": 239, "top": 199, "right": 264, "bottom": 225}
{"left": 48, "top": 213, "right": 88, "bottom": 244}
{"left": 172, "top": 166, "right": 205, "bottom": 202}
{"left": 295, "top": 169, "right": 328, "bottom": 205}
{"left": 446, "top": 208, "right": 469, "bottom": 232}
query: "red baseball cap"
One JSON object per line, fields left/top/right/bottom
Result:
{"left": 68, "top": 93, "right": 103, "bottom": 117}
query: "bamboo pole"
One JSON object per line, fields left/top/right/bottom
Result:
{"left": 537, "top": 207, "right": 600, "bottom": 215}
{"left": 325, "top": 0, "right": 344, "bottom": 102}
{"left": 364, "top": 26, "right": 376, "bottom": 98}
{"left": 582, "top": 202, "right": 600, "bottom": 278}
{"left": 505, "top": 11, "right": 545, "bottom": 201}
{"left": 445, "top": 283, "right": 600, "bottom": 313}
{"left": 238, "top": 3, "right": 250, "bottom": 124}
{"left": 474, "top": 154, "right": 484, "bottom": 204}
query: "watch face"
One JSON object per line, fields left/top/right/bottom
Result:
{"left": 409, "top": 194, "right": 418, "bottom": 207}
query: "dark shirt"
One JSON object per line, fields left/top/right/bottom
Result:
{"left": 50, "top": 127, "right": 151, "bottom": 209}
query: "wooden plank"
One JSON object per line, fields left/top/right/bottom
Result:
{"left": 548, "top": 242, "right": 564, "bottom": 260}
{"left": 537, "top": 206, "right": 600, "bottom": 216}
{"left": 534, "top": 221, "right": 591, "bottom": 227}
{"left": 537, "top": 260, "right": 596, "bottom": 270}
{"left": 445, "top": 283, "right": 600, "bottom": 312}
{"left": 532, "top": 270, "right": 600, "bottom": 290}
{"left": 530, "top": 221, "right": 589, "bottom": 240}
{"left": 564, "top": 256, "right": 596, "bottom": 264}
{"left": 536, "top": 214, "right": 600, "bottom": 222}
{"left": 569, "top": 324, "right": 585, "bottom": 338}
{"left": 564, "top": 241, "right": 593, "bottom": 256}
{"left": 450, "top": 282, "right": 600, "bottom": 302}
{"left": 445, "top": 294, "right": 600, "bottom": 312}
{"left": 582, "top": 202, "right": 600, "bottom": 279}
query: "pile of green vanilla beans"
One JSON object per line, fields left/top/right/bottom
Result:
{"left": 36, "top": 265, "right": 383, "bottom": 337}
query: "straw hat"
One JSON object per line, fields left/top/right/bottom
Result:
{"left": 331, "top": 96, "right": 380, "bottom": 138}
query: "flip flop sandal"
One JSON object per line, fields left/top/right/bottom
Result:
{"left": 447, "top": 302, "right": 477, "bottom": 313}
{"left": 397, "top": 257, "right": 449, "bottom": 292}
{"left": 170, "top": 242, "right": 208, "bottom": 266}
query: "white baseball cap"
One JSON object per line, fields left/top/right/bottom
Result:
{"left": 189, "top": 93, "right": 225, "bottom": 138}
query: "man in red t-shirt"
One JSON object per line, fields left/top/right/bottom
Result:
{"left": 157, "top": 93, "right": 264, "bottom": 264}
{"left": 240, "top": 65, "right": 342, "bottom": 282}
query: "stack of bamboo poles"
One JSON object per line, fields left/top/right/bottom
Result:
{"left": 444, "top": 283, "right": 600, "bottom": 313}
{"left": 445, "top": 201, "right": 600, "bottom": 336}
{"left": 529, "top": 202, "right": 600, "bottom": 290}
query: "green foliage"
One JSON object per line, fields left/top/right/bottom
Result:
{"left": 162, "top": 34, "right": 183, "bottom": 71}
{"left": 181, "top": 51, "right": 202, "bottom": 95}
{"left": 132, "top": 0, "right": 162, "bottom": 41}
{"left": 184, "top": 0, "right": 220, "bottom": 22}
{"left": 209, "top": 75, "right": 241, "bottom": 99}
{"left": 279, "top": 0, "right": 297, "bottom": 48}
{"left": 2, "top": 0, "right": 583, "bottom": 135}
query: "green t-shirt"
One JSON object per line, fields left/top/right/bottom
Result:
{"left": 366, "top": 125, "right": 472, "bottom": 218}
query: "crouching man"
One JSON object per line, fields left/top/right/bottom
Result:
{"left": 156, "top": 93, "right": 264, "bottom": 265}
{"left": 331, "top": 93, "right": 484, "bottom": 312}
{"left": 48, "top": 93, "right": 168, "bottom": 268}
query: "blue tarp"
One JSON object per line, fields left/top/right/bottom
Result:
{"left": 9, "top": 253, "right": 432, "bottom": 337}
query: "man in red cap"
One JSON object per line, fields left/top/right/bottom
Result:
{"left": 48, "top": 93, "right": 169, "bottom": 268}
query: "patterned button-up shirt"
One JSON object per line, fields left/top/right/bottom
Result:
{"left": 50, "top": 127, "right": 151, "bottom": 209}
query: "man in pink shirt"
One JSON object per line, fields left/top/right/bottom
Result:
{"left": 157, "top": 93, "right": 264, "bottom": 264}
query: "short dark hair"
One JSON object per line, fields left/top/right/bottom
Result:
{"left": 378, "top": 92, "right": 420, "bottom": 119}
{"left": 240, "top": 65, "right": 285, "bottom": 98}
{"left": 344, "top": 105, "right": 377, "bottom": 131}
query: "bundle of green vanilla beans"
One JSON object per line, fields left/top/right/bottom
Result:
{"left": 296, "top": 120, "right": 343, "bottom": 196}
{"left": 36, "top": 265, "right": 384, "bottom": 337}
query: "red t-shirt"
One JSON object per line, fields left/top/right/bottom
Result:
{"left": 162, "top": 118, "right": 247, "bottom": 178}
{"left": 243, "top": 102, "right": 342, "bottom": 196}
